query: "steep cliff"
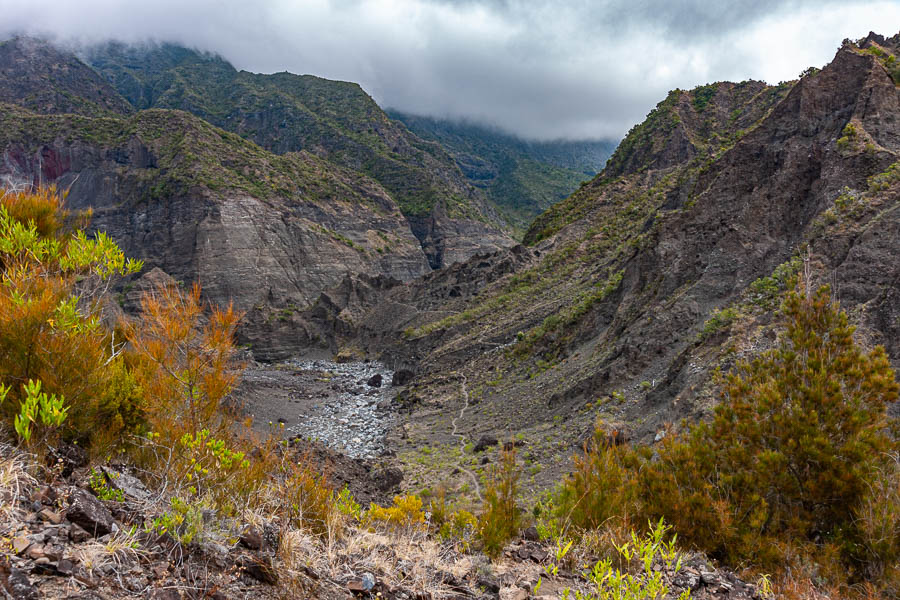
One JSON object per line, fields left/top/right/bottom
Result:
{"left": 0, "top": 38, "right": 436, "bottom": 359}
{"left": 84, "top": 42, "right": 514, "bottom": 267}
{"left": 344, "top": 33, "right": 900, "bottom": 492}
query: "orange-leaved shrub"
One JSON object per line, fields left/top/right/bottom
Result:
{"left": 0, "top": 186, "right": 345, "bottom": 544}
{"left": 0, "top": 186, "right": 143, "bottom": 447}
{"left": 556, "top": 284, "right": 899, "bottom": 593}
{"left": 122, "top": 280, "right": 241, "bottom": 441}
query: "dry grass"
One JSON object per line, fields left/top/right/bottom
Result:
{"left": 71, "top": 526, "right": 150, "bottom": 575}
{"left": 854, "top": 452, "right": 900, "bottom": 591}
{"left": 272, "top": 521, "right": 478, "bottom": 598}
{"left": 0, "top": 442, "right": 37, "bottom": 526}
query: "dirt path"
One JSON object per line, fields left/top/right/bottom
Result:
{"left": 450, "top": 373, "right": 483, "bottom": 503}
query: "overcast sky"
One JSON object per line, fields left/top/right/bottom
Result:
{"left": 1, "top": 0, "right": 897, "bottom": 140}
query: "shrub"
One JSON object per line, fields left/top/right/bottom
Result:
{"left": 699, "top": 306, "right": 738, "bottom": 340}
{"left": 479, "top": 444, "right": 520, "bottom": 559}
{"left": 837, "top": 122, "right": 858, "bottom": 153}
{"left": 569, "top": 519, "right": 691, "bottom": 600}
{"left": 0, "top": 186, "right": 143, "bottom": 447}
{"left": 429, "top": 487, "right": 477, "bottom": 547}
{"left": 555, "top": 425, "right": 641, "bottom": 532}
{"left": 748, "top": 256, "right": 803, "bottom": 310}
{"left": 123, "top": 280, "right": 241, "bottom": 440}
{"left": 367, "top": 494, "right": 426, "bottom": 532}
{"left": 277, "top": 455, "right": 336, "bottom": 537}
{"left": 9, "top": 380, "right": 68, "bottom": 447}
{"left": 557, "top": 284, "right": 899, "bottom": 589}
{"left": 643, "top": 285, "right": 898, "bottom": 571}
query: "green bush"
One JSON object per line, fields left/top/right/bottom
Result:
{"left": 479, "top": 444, "right": 521, "bottom": 559}
{"left": 557, "top": 285, "right": 899, "bottom": 589}
{"left": 570, "top": 519, "right": 691, "bottom": 600}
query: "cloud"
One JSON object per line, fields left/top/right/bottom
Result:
{"left": 0, "top": 0, "right": 897, "bottom": 140}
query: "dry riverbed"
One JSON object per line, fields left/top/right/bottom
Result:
{"left": 235, "top": 359, "right": 397, "bottom": 459}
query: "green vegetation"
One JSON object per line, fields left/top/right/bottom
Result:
{"left": 748, "top": 256, "right": 803, "bottom": 309}
{"left": 553, "top": 284, "right": 899, "bottom": 595}
{"left": 391, "top": 111, "right": 614, "bottom": 235}
{"left": 836, "top": 122, "right": 859, "bottom": 153}
{"left": 479, "top": 444, "right": 521, "bottom": 559}
{"left": 0, "top": 185, "right": 143, "bottom": 449}
{"left": 698, "top": 306, "right": 738, "bottom": 341}
{"left": 9, "top": 380, "right": 68, "bottom": 445}
{"left": 860, "top": 42, "right": 900, "bottom": 85}
{"left": 513, "top": 269, "right": 623, "bottom": 356}
{"left": 868, "top": 161, "right": 900, "bottom": 192}
{"left": 86, "top": 43, "right": 494, "bottom": 222}
{"left": 0, "top": 102, "right": 406, "bottom": 220}
{"left": 574, "top": 520, "right": 691, "bottom": 600}
{"left": 690, "top": 83, "right": 718, "bottom": 112}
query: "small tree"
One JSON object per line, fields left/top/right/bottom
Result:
{"left": 641, "top": 284, "right": 898, "bottom": 568}
{"left": 479, "top": 444, "right": 521, "bottom": 559}
{"left": 555, "top": 424, "right": 640, "bottom": 532}
{"left": 123, "top": 280, "right": 242, "bottom": 440}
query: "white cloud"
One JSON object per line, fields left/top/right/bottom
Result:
{"left": 0, "top": 0, "right": 896, "bottom": 140}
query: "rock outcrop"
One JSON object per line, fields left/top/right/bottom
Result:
{"left": 0, "top": 50, "right": 432, "bottom": 357}
{"left": 348, "top": 33, "right": 900, "bottom": 491}
{"left": 84, "top": 41, "right": 515, "bottom": 268}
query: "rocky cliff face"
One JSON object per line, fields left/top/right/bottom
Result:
{"left": 338, "top": 33, "right": 900, "bottom": 492}
{"left": 0, "top": 38, "right": 436, "bottom": 359}
{"left": 84, "top": 42, "right": 515, "bottom": 268}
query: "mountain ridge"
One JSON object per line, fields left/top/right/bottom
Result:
{"left": 83, "top": 41, "right": 516, "bottom": 267}
{"left": 389, "top": 110, "right": 616, "bottom": 235}
{"left": 315, "top": 34, "right": 900, "bottom": 498}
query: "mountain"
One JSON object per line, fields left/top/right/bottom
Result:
{"left": 321, "top": 32, "right": 900, "bottom": 494}
{"left": 388, "top": 111, "right": 616, "bottom": 235}
{"left": 0, "top": 37, "right": 439, "bottom": 359}
{"left": 0, "top": 37, "right": 132, "bottom": 116}
{"left": 83, "top": 42, "right": 514, "bottom": 268}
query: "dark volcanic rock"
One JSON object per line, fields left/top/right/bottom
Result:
{"left": 237, "top": 553, "right": 278, "bottom": 585}
{"left": 473, "top": 435, "right": 498, "bottom": 453}
{"left": 391, "top": 369, "right": 415, "bottom": 386}
{"left": 371, "top": 466, "right": 404, "bottom": 492}
{"left": 1, "top": 566, "right": 40, "bottom": 600}
{"left": 240, "top": 528, "right": 264, "bottom": 551}
{"left": 66, "top": 488, "right": 114, "bottom": 537}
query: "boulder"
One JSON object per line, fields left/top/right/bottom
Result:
{"left": 391, "top": 369, "right": 415, "bottom": 386}
{"left": 239, "top": 527, "right": 264, "bottom": 551}
{"left": 99, "top": 466, "right": 152, "bottom": 502}
{"left": 371, "top": 467, "right": 404, "bottom": 492}
{"left": 66, "top": 488, "right": 114, "bottom": 537}
{"left": 473, "top": 435, "right": 498, "bottom": 452}
{"left": 1, "top": 567, "right": 39, "bottom": 600}
{"left": 367, "top": 373, "right": 383, "bottom": 388}
{"left": 237, "top": 553, "right": 278, "bottom": 585}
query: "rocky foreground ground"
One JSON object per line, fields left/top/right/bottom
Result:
{"left": 0, "top": 440, "right": 765, "bottom": 600}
